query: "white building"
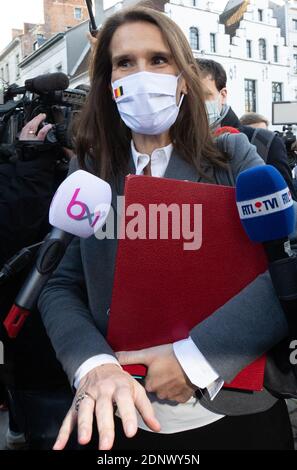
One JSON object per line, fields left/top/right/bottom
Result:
{"left": 163, "top": 0, "right": 290, "bottom": 128}
{"left": 270, "top": 0, "right": 297, "bottom": 100}
{"left": 1, "top": 0, "right": 295, "bottom": 130}
{"left": 0, "top": 38, "right": 22, "bottom": 86}
{"left": 19, "top": 20, "right": 90, "bottom": 86}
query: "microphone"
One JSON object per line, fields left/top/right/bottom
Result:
{"left": 8, "top": 73, "right": 70, "bottom": 96}
{"left": 214, "top": 126, "right": 240, "bottom": 136}
{"left": 236, "top": 165, "right": 297, "bottom": 333}
{"left": 4, "top": 170, "right": 112, "bottom": 338}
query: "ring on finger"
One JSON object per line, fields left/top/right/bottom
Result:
{"left": 75, "top": 391, "right": 96, "bottom": 412}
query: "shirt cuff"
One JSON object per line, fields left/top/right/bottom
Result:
{"left": 173, "top": 337, "right": 224, "bottom": 400}
{"left": 73, "top": 354, "right": 121, "bottom": 390}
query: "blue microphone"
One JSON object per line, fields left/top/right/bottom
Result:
{"left": 236, "top": 165, "right": 295, "bottom": 243}
{"left": 236, "top": 164, "right": 297, "bottom": 392}
{"left": 236, "top": 164, "right": 297, "bottom": 331}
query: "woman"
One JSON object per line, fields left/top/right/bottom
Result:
{"left": 38, "top": 5, "right": 293, "bottom": 450}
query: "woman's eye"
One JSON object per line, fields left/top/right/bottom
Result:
{"left": 118, "top": 59, "right": 131, "bottom": 68}
{"left": 152, "top": 56, "right": 168, "bottom": 65}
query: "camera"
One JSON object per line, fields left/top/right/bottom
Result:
{"left": 272, "top": 101, "right": 297, "bottom": 170}
{"left": 0, "top": 73, "right": 88, "bottom": 153}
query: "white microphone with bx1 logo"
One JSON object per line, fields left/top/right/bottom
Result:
{"left": 4, "top": 170, "right": 112, "bottom": 338}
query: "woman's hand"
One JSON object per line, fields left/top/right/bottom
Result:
{"left": 117, "top": 345, "right": 197, "bottom": 403}
{"left": 53, "top": 364, "right": 160, "bottom": 451}
{"left": 19, "top": 113, "right": 53, "bottom": 141}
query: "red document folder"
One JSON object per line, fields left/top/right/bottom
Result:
{"left": 107, "top": 175, "right": 268, "bottom": 391}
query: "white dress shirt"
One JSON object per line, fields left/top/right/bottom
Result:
{"left": 74, "top": 141, "right": 225, "bottom": 433}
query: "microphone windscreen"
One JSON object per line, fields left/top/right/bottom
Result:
{"left": 25, "top": 73, "right": 69, "bottom": 93}
{"left": 236, "top": 165, "right": 295, "bottom": 242}
{"left": 49, "top": 170, "right": 112, "bottom": 238}
{"left": 214, "top": 126, "right": 240, "bottom": 136}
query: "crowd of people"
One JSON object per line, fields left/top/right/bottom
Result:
{"left": 0, "top": 3, "right": 297, "bottom": 451}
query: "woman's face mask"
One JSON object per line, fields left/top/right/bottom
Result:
{"left": 111, "top": 71, "right": 184, "bottom": 135}
{"left": 205, "top": 94, "right": 222, "bottom": 126}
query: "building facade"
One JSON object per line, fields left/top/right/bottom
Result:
{"left": 166, "top": 0, "right": 290, "bottom": 127}
{"left": 0, "top": 0, "right": 88, "bottom": 87}
{"left": 2, "top": 0, "right": 297, "bottom": 129}
{"left": 19, "top": 20, "right": 89, "bottom": 85}
{"left": 270, "top": 0, "right": 297, "bottom": 101}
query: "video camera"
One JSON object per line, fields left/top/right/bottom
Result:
{"left": 272, "top": 101, "right": 297, "bottom": 169}
{"left": 0, "top": 72, "right": 88, "bottom": 151}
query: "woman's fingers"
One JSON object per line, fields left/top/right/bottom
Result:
{"left": 95, "top": 396, "right": 115, "bottom": 450}
{"left": 134, "top": 382, "right": 161, "bottom": 432}
{"left": 114, "top": 385, "right": 138, "bottom": 438}
{"left": 53, "top": 366, "right": 159, "bottom": 451}
{"left": 76, "top": 394, "right": 96, "bottom": 445}
{"left": 53, "top": 407, "right": 77, "bottom": 450}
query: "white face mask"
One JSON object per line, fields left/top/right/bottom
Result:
{"left": 205, "top": 95, "right": 222, "bottom": 125}
{"left": 112, "top": 71, "right": 184, "bottom": 135}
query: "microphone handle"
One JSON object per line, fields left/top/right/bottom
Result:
{"left": 4, "top": 228, "right": 73, "bottom": 338}
{"left": 263, "top": 239, "right": 297, "bottom": 336}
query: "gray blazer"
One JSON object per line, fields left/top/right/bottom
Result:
{"left": 38, "top": 133, "right": 289, "bottom": 416}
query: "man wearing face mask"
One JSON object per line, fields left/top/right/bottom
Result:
{"left": 197, "top": 58, "right": 297, "bottom": 200}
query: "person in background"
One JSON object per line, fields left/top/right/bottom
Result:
{"left": 0, "top": 113, "right": 74, "bottom": 449}
{"left": 197, "top": 58, "right": 297, "bottom": 200}
{"left": 239, "top": 112, "right": 269, "bottom": 129}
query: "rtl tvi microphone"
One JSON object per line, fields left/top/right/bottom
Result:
{"left": 236, "top": 165, "right": 297, "bottom": 333}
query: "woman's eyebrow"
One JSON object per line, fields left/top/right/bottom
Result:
{"left": 112, "top": 50, "right": 173, "bottom": 64}
{"left": 112, "top": 54, "right": 131, "bottom": 64}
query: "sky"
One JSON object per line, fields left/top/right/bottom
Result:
{"left": 0, "top": 0, "right": 285, "bottom": 53}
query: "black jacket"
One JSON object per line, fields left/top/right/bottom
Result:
{"left": 221, "top": 107, "right": 297, "bottom": 200}
{"left": 0, "top": 148, "right": 69, "bottom": 389}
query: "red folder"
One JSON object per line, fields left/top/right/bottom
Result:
{"left": 107, "top": 175, "right": 268, "bottom": 391}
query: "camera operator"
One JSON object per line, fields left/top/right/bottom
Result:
{"left": 0, "top": 113, "right": 75, "bottom": 450}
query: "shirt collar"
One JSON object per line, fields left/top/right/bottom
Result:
{"left": 130, "top": 140, "right": 173, "bottom": 175}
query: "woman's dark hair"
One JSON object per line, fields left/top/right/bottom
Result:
{"left": 75, "top": 5, "right": 228, "bottom": 181}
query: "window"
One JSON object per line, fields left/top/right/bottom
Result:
{"left": 273, "top": 45, "right": 279, "bottom": 63}
{"left": 246, "top": 40, "right": 252, "bottom": 58}
{"left": 5, "top": 63, "right": 9, "bottom": 83}
{"left": 293, "top": 54, "right": 297, "bottom": 73}
{"left": 0, "top": 68, "right": 4, "bottom": 80}
{"left": 245, "top": 79, "right": 256, "bottom": 112}
{"left": 272, "top": 82, "right": 283, "bottom": 102}
{"left": 74, "top": 7, "right": 82, "bottom": 20}
{"left": 259, "top": 38, "right": 267, "bottom": 60}
{"left": 210, "top": 33, "right": 216, "bottom": 53}
{"left": 293, "top": 19, "right": 297, "bottom": 30}
{"left": 15, "top": 54, "right": 20, "bottom": 78}
{"left": 189, "top": 27, "right": 199, "bottom": 50}
{"left": 258, "top": 9, "right": 263, "bottom": 22}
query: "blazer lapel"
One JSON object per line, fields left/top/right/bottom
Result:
{"left": 164, "top": 148, "right": 200, "bottom": 182}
